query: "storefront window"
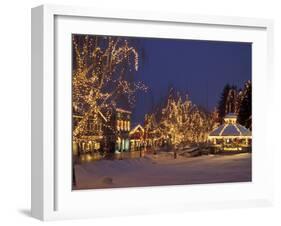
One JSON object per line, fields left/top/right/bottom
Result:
{"left": 120, "top": 120, "right": 124, "bottom": 131}
{"left": 125, "top": 139, "right": 130, "bottom": 151}
{"left": 117, "top": 120, "right": 120, "bottom": 131}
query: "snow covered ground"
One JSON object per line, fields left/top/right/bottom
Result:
{"left": 73, "top": 153, "right": 252, "bottom": 190}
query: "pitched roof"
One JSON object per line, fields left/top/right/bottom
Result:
{"left": 116, "top": 108, "right": 132, "bottom": 114}
{"left": 98, "top": 110, "right": 107, "bottom": 122}
{"left": 209, "top": 122, "right": 251, "bottom": 137}
{"left": 129, "top": 124, "right": 144, "bottom": 135}
{"left": 208, "top": 124, "right": 225, "bottom": 136}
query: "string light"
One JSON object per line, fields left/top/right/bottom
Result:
{"left": 72, "top": 35, "right": 147, "bottom": 143}
{"left": 144, "top": 90, "right": 217, "bottom": 147}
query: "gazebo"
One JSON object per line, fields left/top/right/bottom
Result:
{"left": 208, "top": 113, "right": 252, "bottom": 152}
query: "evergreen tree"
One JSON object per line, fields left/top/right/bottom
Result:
{"left": 217, "top": 84, "right": 231, "bottom": 123}
{"left": 238, "top": 81, "right": 252, "bottom": 129}
{"left": 225, "top": 86, "right": 238, "bottom": 113}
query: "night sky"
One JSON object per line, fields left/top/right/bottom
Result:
{"left": 129, "top": 37, "right": 252, "bottom": 125}
{"left": 73, "top": 35, "right": 252, "bottom": 125}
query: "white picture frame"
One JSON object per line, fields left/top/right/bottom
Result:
{"left": 31, "top": 4, "right": 274, "bottom": 221}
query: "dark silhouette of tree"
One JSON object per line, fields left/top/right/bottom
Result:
{"left": 217, "top": 84, "right": 241, "bottom": 123}
{"left": 225, "top": 85, "right": 238, "bottom": 113}
{"left": 217, "top": 84, "right": 231, "bottom": 123}
{"left": 217, "top": 81, "right": 252, "bottom": 128}
{"left": 238, "top": 81, "right": 252, "bottom": 129}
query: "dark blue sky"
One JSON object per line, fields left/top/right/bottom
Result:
{"left": 128, "top": 37, "right": 252, "bottom": 125}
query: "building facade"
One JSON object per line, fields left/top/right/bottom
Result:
{"left": 72, "top": 109, "right": 107, "bottom": 155}
{"left": 129, "top": 124, "right": 145, "bottom": 151}
{"left": 103, "top": 108, "right": 131, "bottom": 153}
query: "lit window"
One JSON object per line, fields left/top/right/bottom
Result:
{"left": 120, "top": 120, "right": 124, "bottom": 130}
{"left": 116, "top": 138, "right": 121, "bottom": 151}
{"left": 121, "top": 139, "right": 125, "bottom": 151}
{"left": 125, "top": 139, "right": 130, "bottom": 151}
{"left": 125, "top": 121, "right": 128, "bottom": 131}
{"left": 117, "top": 120, "right": 120, "bottom": 131}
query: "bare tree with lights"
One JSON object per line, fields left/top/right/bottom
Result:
{"left": 144, "top": 88, "right": 216, "bottom": 151}
{"left": 72, "top": 35, "right": 147, "bottom": 143}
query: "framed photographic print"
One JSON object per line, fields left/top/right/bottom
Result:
{"left": 31, "top": 4, "right": 274, "bottom": 221}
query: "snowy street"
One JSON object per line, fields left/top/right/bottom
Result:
{"left": 73, "top": 153, "right": 252, "bottom": 190}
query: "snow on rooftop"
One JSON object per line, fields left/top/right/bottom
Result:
{"left": 209, "top": 113, "right": 251, "bottom": 137}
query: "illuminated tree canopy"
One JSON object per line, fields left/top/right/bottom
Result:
{"left": 72, "top": 35, "right": 147, "bottom": 140}
{"left": 144, "top": 88, "right": 217, "bottom": 147}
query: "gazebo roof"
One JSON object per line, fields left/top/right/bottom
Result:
{"left": 209, "top": 114, "right": 251, "bottom": 137}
